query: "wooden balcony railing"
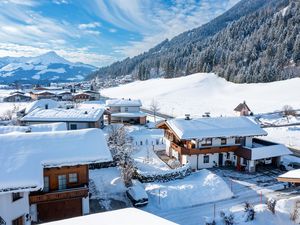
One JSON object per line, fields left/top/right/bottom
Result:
{"left": 171, "top": 143, "right": 241, "bottom": 155}
{"left": 30, "top": 187, "right": 88, "bottom": 204}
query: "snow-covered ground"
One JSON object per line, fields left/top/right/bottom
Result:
{"left": 263, "top": 126, "right": 300, "bottom": 149}
{"left": 102, "top": 73, "right": 300, "bottom": 117}
{"left": 144, "top": 169, "right": 233, "bottom": 211}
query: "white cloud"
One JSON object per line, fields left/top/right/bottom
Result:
{"left": 78, "top": 22, "right": 101, "bottom": 30}
{"left": 52, "top": 0, "right": 70, "bottom": 5}
{"left": 93, "top": 0, "right": 241, "bottom": 57}
{"left": 109, "top": 28, "right": 117, "bottom": 33}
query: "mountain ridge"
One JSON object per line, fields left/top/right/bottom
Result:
{"left": 0, "top": 51, "right": 97, "bottom": 84}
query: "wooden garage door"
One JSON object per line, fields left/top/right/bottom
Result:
{"left": 37, "top": 198, "right": 82, "bottom": 223}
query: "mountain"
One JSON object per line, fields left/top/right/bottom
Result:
{"left": 89, "top": 0, "right": 299, "bottom": 84}
{"left": 0, "top": 51, "right": 97, "bottom": 84}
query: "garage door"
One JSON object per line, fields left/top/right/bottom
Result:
{"left": 37, "top": 198, "right": 82, "bottom": 223}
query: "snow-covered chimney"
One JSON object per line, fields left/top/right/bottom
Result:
{"left": 185, "top": 114, "right": 191, "bottom": 120}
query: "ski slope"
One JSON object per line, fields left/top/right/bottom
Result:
{"left": 102, "top": 73, "right": 300, "bottom": 117}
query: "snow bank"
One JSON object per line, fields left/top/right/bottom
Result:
{"left": 102, "top": 73, "right": 300, "bottom": 117}
{"left": 29, "top": 122, "right": 67, "bottom": 132}
{"left": 276, "top": 195, "right": 300, "bottom": 224}
{"left": 145, "top": 169, "right": 233, "bottom": 210}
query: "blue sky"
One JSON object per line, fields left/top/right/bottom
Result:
{"left": 0, "top": 0, "right": 240, "bottom": 67}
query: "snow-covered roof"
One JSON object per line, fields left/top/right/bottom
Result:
{"left": 30, "top": 122, "right": 67, "bottom": 132}
{"left": 106, "top": 98, "right": 142, "bottom": 107}
{"left": 278, "top": 169, "right": 300, "bottom": 179}
{"left": 25, "top": 99, "right": 60, "bottom": 114}
{"left": 41, "top": 208, "right": 178, "bottom": 225}
{"left": 0, "top": 123, "right": 67, "bottom": 134}
{"left": 250, "top": 144, "right": 292, "bottom": 160}
{"left": 166, "top": 116, "right": 267, "bottom": 140}
{"left": 111, "top": 112, "right": 146, "bottom": 118}
{"left": 0, "top": 129, "right": 112, "bottom": 193}
{"left": 0, "top": 126, "right": 30, "bottom": 134}
{"left": 21, "top": 107, "right": 104, "bottom": 122}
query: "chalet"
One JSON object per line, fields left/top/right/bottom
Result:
{"left": 29, "top": 91, "right": 57, "bottom": 101}
{"left": 157, "top": 116, "right": 291, "bottom": 172}
{"left": 20, "top": 107, "right": 106, "bottom": 129}
{"left": 106, "top": 98, "right": 147, "bottom": 125}
{"left": 0, "top": 129, "right": 112, "bottom": 224}
{"left": 277, "top": 169, "right": 300, "bottom": 185}
{"left": 41, "top": 208, "right": 178, "bottom": 225}
{"left": 234, "top": 101, "right": 251, "bottom": 116}
{"left": 3, "top": 93, "right": 31, "bottom": 102}
{"left": 83, "top": 90, "right": 100, "bottom": 100}
{"left": 18, "top": 99, "right": 60, "bottom": 117}
{"left": 73, "top": 93, "right": 91, "bottom": 102}
{"left": 56, "top": 91, "right": 73, "bottom": 101}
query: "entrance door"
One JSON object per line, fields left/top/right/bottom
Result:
{"left": 218, "top": 153, "right": 223, "bottom": 166}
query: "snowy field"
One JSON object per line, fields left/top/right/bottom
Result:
{"left": 102, "top": 73, "right": 300, "bottom": 117}
{"left": 264, "top": 126, "right": 300, "bottom": 149}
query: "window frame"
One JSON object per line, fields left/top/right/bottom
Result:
{"left": 68, "top": 173, "right": 78, "bottom": 183}
{"left": 202, "top": 138, "right": 212, "bottom": 147}
{"left": 12, "top": 192, "right": 23, "bottom": 202}
{"left": 203, "top": 155, "right": 210, "bottom": 164}
{"left": 58, "top": 174, "right": 67, "bottom": 190}
{"left": 221, "top": 138, "right": 227, "bottom": 145}
{"left": 43, "top": 176, "right": 50, "bottom": 192}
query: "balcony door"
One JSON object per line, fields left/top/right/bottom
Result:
{"left": 58, "top": 175, "right": 67, "bottom": 190}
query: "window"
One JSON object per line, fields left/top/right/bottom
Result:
{"left": 43, "top": 176, "right": 49, "bottom": 192}
{"left": 12, "top": 192, "right": 23, "bottom": 202}
{"left": 69, "top": 173, "right": 78, "bottom": 183}
{"left": 226, "top": 152, "right": 230, "bottom": 159}
{"left": 203, "top": 155, "right": 210, "bottom": 164}
{"left": 221, "top": 138, "right": 227, "bottom": 145}
{"left": 235, "top": 137, "right": 245, "bottom": 145}
{"left": 202, "top": 138, "right": 212, "bottom": 146}
{"left": 243, "top": 158, "right": 247, "bottom": 165}
{"left": 58, "top": 175, "right": 67, "bottom": 190}
{"left": 125, "top": 107, "right": 128, "bottom": 112}
{"left": 12, "top": 216, "right": 23, "bottom": 225}
{"left": 70, "top": 124, "right": 77, "bottom": 130}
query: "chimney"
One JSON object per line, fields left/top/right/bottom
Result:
{"left": 84, "top": 111, "right": 88, "bottom": 114}
{"left": 185, "top": 114, "right": 191, "bottom": 120}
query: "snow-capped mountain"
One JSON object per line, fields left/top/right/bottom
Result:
{"left": 0, "top": 51, "right": 97, "bottom": 84}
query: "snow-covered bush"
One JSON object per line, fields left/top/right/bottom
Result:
{"left": 204, "top": 217, "right": 216, "bottom": 225}
{"left": 244, "top": 201, "right": 255, "bottom": 221}
{"left": 290, "top": 201, "right": 300, "bottom": 222}
{"left": 220, "top": 211, "right": 235, "bottom": 225}
{"left": 135, "top": 163, "right": 192, "bottom": 183}
{"left": 267, "top": 198, "right": 277, "bottom": 214}
{"left": 167, "top": 159, "right": 181, "bottom": 169}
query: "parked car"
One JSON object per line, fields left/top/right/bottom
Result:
{"left": 258, "top": 158, "right": 272, "bottom": 165}
{"left": 279, "top": 162, "right": 300, "bottom": 171}
{"left": 126, "top": 180, "right": 148, "bottom": 207}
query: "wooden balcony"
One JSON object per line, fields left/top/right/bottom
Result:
{"left": 171, "top": 142, "right": 241, "bottom": 155}
{"left": 30, "top": 187, "right": 88, "bottom": 204}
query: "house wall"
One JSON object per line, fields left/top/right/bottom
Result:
{"left": 120, "top": 106, "right": 140, "bottom": 113}
{"left": 43, "top": 165, "right": 88, "bottom": 192}
{"left": 0, "top": 192, "right": 30, "bottom": 225}
{"left": 82, "top": 197, "right": 89, "bottom": 215}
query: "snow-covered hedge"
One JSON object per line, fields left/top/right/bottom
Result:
{"left": 134, "top": 163, "right": 192, "bottom": 183}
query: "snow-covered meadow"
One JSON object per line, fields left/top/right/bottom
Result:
{"left": 102, "top": 73, "right": 300, "bottom": 117}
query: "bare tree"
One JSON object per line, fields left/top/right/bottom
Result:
{"left": 282, "top": 105, "right": 296, "bottom": 123}
{"left": 150, "top": 99, "right": 160, "bottom": 123}
{"left": 107, "top": 125, "right": 135, "bottom": 187}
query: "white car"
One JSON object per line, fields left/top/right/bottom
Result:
{"left": 126, "top": 180, "right": 148, "bottom": 207}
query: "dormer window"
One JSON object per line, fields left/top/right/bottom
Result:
{"left": 202, "top": 138, "right": 212, "bottom": 146}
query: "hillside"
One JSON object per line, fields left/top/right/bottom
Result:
{"left": 102, "top": 73, "right": 300, "bottom": 117}
{"left": 0, "top": 51, "right": 96, "bottom": 84}
{"left": 90, "top": 0, "right": 299, "bottom": 84}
